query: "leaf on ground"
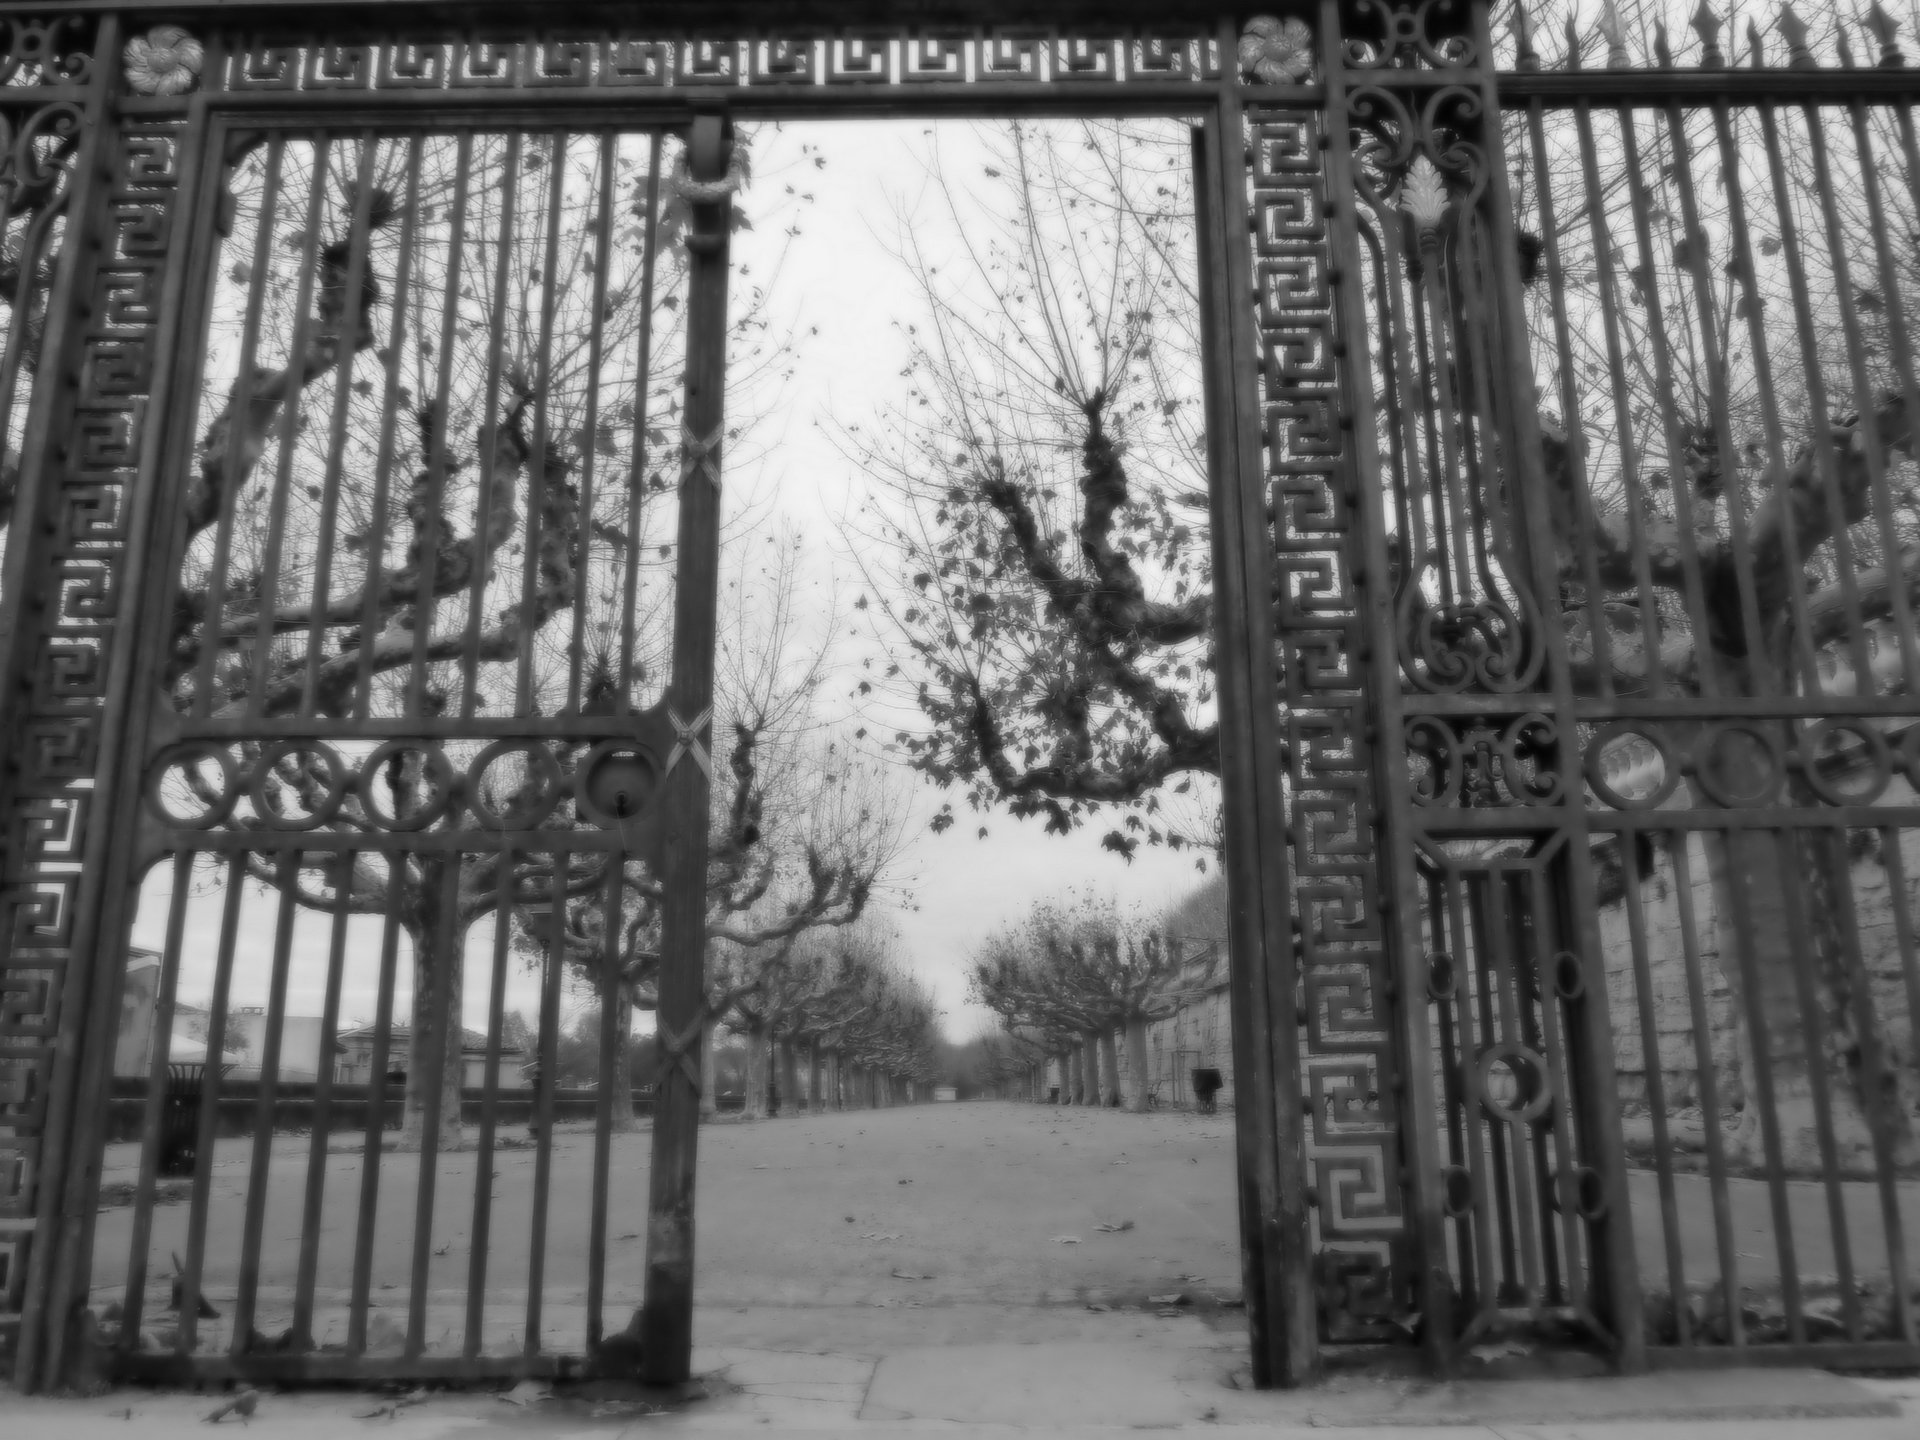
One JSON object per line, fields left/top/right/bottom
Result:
{"left": 890, "top": 1269, "right": 934, "bottom": 1281}
{"left": 1051, "top": 1234, "right": 1082, "bottom": 1244}
{"left": 1467, "top": 1339, "right": 1531, "bottom": 1362}
{"left": 859, "top": 1232, "right": 901, "bottom": 1241}
{"left": 1094, "top": 1220, "right": 1134, "bottom": 1233}
{"left": 497, "top": 1379, "right": 549, "bottom": 1407}
{"left": 1149, "top": 1293, "right": 1188, "bottom": 1306}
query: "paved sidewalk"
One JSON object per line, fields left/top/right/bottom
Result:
{"left": 4, "top": 1321, "right": 1916, "bottom": 1439}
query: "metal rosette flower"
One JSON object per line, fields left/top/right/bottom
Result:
{"left": 1238, "top": 15, "right": 1315, "bottom": 83}
{"left": 123, "top": 24, "right": 203, "bottom": 96}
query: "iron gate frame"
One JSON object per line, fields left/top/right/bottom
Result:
{"left": 3, "top": 0, "right": 1919, "bottom": 1400}
{"left": 0, "top": 3, "right": 1333, "bottom": 1393}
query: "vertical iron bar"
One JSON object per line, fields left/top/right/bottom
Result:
{"left": 517, "top": 131, "right": 569, "bottom": 712}
{"left": 1568, "top": 75, "right": 1670, "bottom": 695}
{"left": 1707, "top": 93, "right": 1820, "bottom": 694}
{"left": 524, "top": 854, "right": 566, "bottom": 1358}
{"left": 1878, "top": 827, "right": 1920, "bottom": 1341}
{"left": 1771, "top": 828, "right": 1863, "bottom": 1339}
{"left": 231, "top": 848, "right": 303, "bottom": 1352}
{"left": 1659, "top": 99, "right": 1772, "bottom": 682}
{"left": 1191, "top": 77, "right": 1313, "bottom": 1384}
{"left": 1802, "top": 84, "right": 1920, "bottom": 693}
{"left": 290, "top": 851, "right": 354, "bottom": 1350}
{"left": 407, "top": 132, "right": 473, "bottom": 716}
{"left": 1668, "top": 833, "right": 1743, "bottom": 1348}
{"left": 176, "top": 857, "right": 246, "bottom": 1354}
{"left": 247, "top": 139, "right": 331, "bottom": 714}
{"left": 1618, "top": 828, "right": 1690, "bottom": 1342}
{"left": 618, "top": 134, "right": 665, "bottom": 716}
{"left": 1614, "top": 106, "right": 1723, "bottom": 697}
{"left": 568, "top": 132, "right": 618, "bottom": 714}
{"left": 118, "top": 854, "right": 194, "bottom": 1347}
{"left": 637, "top": 113, "right": 732, "bottom": 1388}
{"left": 458, "top": 132, "right": 521, "bottom": 719}
{"left": 195, "top": 137, "right": 286, "bottom": 720}
{"left": 298, "top": 133, "right": 380, "bottom": 717}
{"left": 1522, "top": 90, "right": 1616, "bottom": 696}
{"left": 1320, "top": 1, "right": 1456, "bottom": 1369}
{"left": 1717, "top": 824, "right": 1806, "bottom": 1343}
{"left": 1822, "top": 825, "right": 1914, "bottom": 1347}
{"left": 346, "top": 858, "right": 407, "bottom": 1356}
{"left": 404, "top": 858, "right": 462, "bottom": 1361}
{"left": 587, "top": 860, "right": 622, "bottom": 1346}
{"left": 1757, "top": 100, "right": 1877, "bottom": 690}
{"left": 352, "top": 138, "right": 422, "bottom": 721}
{"left": 463, "top": 851, "right": 515, "bottom": 1358}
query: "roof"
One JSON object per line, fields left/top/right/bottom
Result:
{"left": 336, "top": 1024, "right": 524, "bottom": 1056}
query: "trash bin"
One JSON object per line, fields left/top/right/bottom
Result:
{"left": 1191, "top": 1067, "right": 1223, "bottom": 1115}
{"left": 160, "top": 1062, "right": 213, "bottom": 1177}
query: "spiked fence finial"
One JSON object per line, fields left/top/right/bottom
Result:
{"left": 1866, "top": 0, "right": 1904, "bottom": 65}
{"left": 1599, "top": 0, "right": 1631, "bottom": 66}
{"left": 1837, "top": 19, "right": 1859, "bottom": 64}
{"left": 1564, "top": 11, "right": 1585, "bottom": 68}
{"left": 1511, "top": 1, "right": 1540, "bottom": 69}
{"left": 1776, "top": 2, "right": 1815, "bottom": 66}
{"left": 1692, "top": 0, "right": 1726, "bottom": 65}
{"left": 1654, "top": 17, "right": 1675, "bottom": 64}
{"left": 1747, "top": 16, "right": 1767, "bottom": 63}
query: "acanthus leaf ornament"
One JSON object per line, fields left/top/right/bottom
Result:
{"left": 124, "top": 24, "right": 203, "bottom": 95}
{"left": 1399, "top": 154, "right": 1449, "bottom": 232}
{"left": 1239, "top": 15, "right": 1316, "bottom": 83}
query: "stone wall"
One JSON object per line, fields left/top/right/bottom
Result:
{"left": 1599, "top": 800, "right": 1920, "bottom": 1116}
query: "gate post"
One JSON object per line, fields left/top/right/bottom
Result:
{"left": 639, "top": 111, "right": 731, "bottom": 1388}
{"left": 1195, "top": 80, "right": 1317, "bottom": 1385}
{"left": 1312, "top": 0, "right": 1458, "bottom": 1368}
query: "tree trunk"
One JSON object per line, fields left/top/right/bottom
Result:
{"left": 805, "top": 1040, "right": 819, "bottom": 1112}
{"left": 1099, "top": 1028, "right": 1121, "bottom": 1108}
{"left": 698, "top": 1022, "right": 718, "bottom": 1122}
{"left": 1080, "top": 1031, "right": 1100, "bottom": 1105}
{"left": 401, "top": 890, "right": 467, "bottom": 1153}
{"left": 742, "top": 1024, "right": 769, "bottom": 1120}
{"left": 777, "top": 1036, "right": 799, "bottom": 1117}
{"left": 1124, "top": 1016, "right": 1151, "bottom": 1112}
{"left": 1066, "top": 1047, "right": 1082, "bottom": 1104}
{"left": 609, "top": 983, "right": 641, "bottom": 1134}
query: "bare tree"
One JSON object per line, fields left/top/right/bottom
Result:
{"left": 154, "top": 128, "right": 800, "bottom": 1149}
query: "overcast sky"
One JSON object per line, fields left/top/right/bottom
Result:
{"left": 134, "top": 118, "right": 1216, "bottom": 1046}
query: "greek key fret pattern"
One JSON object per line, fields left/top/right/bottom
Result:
{"left": 216, "top": 31, "right": 1223, "bottom": 93}
{"left": 1249, "top": 105, "right": 1407, "bottom": 1334}
{"left": 0, "top": 14, "right": 104, "bottom": 1335}
{"left": 0, "top": 26, "right": 179, "bottom": 1334}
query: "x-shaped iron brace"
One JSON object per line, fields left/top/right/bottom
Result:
{"left": 666, "top": 705, "right": 713, "bottom": 779}
{"left": 681, "top": 423, "right": 723, "bottom": 491}
{"left": 657, "top": 1006, "right": 707, "bottom": 1095}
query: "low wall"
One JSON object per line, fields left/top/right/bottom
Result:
{"left": 102, "top": 1077, "right": 662, "bottom": 1143}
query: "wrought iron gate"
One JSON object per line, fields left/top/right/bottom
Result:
{"left": 2, "top": 0, "right": 1920, "bottom": 1397}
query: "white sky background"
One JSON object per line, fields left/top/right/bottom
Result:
{"left": 132, "top": 118, "right": 1217, "bottom": 1046}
